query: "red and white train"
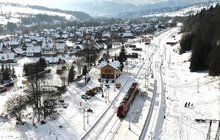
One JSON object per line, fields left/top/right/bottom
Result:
{"left": 117, "top": 82, "right": 139, "bottom": 118}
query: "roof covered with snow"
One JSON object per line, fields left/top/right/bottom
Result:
{"left": 97, "top": 60, "right": 120, "bottom": 70}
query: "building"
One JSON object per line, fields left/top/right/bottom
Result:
{"left": 98, "top": 61, "right": 121, "bottom": 79}
{"left": 26, "top": 46, "right": 41, "bottom": 57}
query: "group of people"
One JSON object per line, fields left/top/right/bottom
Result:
{"left": 185, "top": 102, "right": 193, "bottom": 108}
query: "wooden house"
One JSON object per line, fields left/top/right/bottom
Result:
{"left": 98, "top": 61, "right": 121, "bottom": 79}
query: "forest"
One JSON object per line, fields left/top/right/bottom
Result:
{"left": 180, "top": 5, "right": 220, "bottom": 76}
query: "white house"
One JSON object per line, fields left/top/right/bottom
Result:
{"left": 41, "top": 40, "right": 56, "bottom": 56}
{"left": 0, "top": 53, "right": 16, "bottom": 63}
{"left": 55, "top": 43, "right": 67, "bottom": 54}
{"left": 26, "top": 46, "right": 41, "bottom": 57}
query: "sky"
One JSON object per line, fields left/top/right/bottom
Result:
{"left": 0, "top": 0, "right": 168, "bottom": 10}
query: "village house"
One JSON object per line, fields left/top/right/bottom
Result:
{"left": 55, "top": 42, "right": 67, "bottom": 54}
{"left": 98, "top": 61, "right": 121, "bottom": 79}
{"left": 0, "top": 53, "right": 16, "bottom": 63}
{"left": 41, "top": 39, "right": 56, "bottom": 56}
{"left": 26, "top": 46, "right": 41, "bottom": 57}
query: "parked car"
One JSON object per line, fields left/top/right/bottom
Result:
{"left": 115, "top": 82, "right": 121, "bottom": 89}
{"left": 0, "top": 86, "right": 7, "bottom": 93}
{"left": 81, "top": 94, "right": 91, "bottom": 100}
{"left": 85, "top": 89, "right": 97, "bottom": 96}
{"left": 3, "top": 82, "right": 14, "bottom": 87}
{"left": 85, "top": 87, "right": 102, "bottom": 96}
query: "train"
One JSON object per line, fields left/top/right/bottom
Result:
{"left": 117, "top": 82, "right": 139, "bottom": 118}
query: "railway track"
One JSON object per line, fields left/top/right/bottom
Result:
{"left": 138, "top": 28, "right": 179, "bottom": 140}
{"left": 81, "top": 43, "right": 154, "bottom": 140}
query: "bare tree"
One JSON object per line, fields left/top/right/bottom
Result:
{"left": 76, "top": 58, "right": 83, "bottom": 75}
{"left": 5, "top": 95, "right": 28, "bottom": 124}
{"left": 28, "top": 75, "right": 43, "bottom": 125}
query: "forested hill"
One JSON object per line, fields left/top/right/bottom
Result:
{"left": 29, "top": 5, "right": 91, "bottom": 21}
{"left": 180, "top": 5, "right": 220, "bottom": 76}
{"left": 0, "top": 2, "right": 91, "bottom": 21}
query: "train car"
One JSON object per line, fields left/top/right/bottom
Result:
{"left": 117, "top": 82, "right": 139, "bottom": 118}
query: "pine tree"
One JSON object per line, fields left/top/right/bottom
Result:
{"left": 2, "top": 69, "right": 10, "bottom": 81}
{"left": 38, "top": 58, "right": 47, "bottom": 71}
{"left": 12, "top": 67, "right": 15, "bottom": 77}
{"left": 208, "top": 47, "right": 220, "bottom": 76}
{"left": 68, "top": 65, "right": 75, "bottom": 84}
{"left": 82, "top": 65, "right": 87, "bottom": 76}
{"left": 118, "top": 45, "right": 127, "bottom": 63}
{"left": 120, "top": 62, "right": 124, "bottom": 71}
{"left": 1, "top": 65, "right": 4, "bottom": 73}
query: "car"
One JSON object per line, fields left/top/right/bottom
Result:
{"left": 0, "top": 86, "right": 7, "bottom": 93}
{"left": 115, "top": 82, "right": 121, "bottom": 89}
{"left": 3, "top": 82, "right": 14, "bottom": 87}
{"left": 86, "top": 89, "right": 97, "bottom": 96}
{"left": 81, "top": 95, "right": 91, "bottom": 100}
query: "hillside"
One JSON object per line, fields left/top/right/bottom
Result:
{"left": 180, "top": 4, "right": 220, "bottom": 76}
{"left": 69, "top": 0, "right": 211, "bottom": 17}
{"left": 0, "top": 2, "right": 90, "bottom": 23}
{"left": 118, "top": 2, "right": 216, "bottom": 19}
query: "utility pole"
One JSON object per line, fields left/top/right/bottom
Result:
{"left": 83, "top": 108, "right": 85, "bottom": 130}
{"left": 87, "top": 110, "right": 89, "bottom": 125}
{"left": 206, "top": 120, "right": 212, "bottom": 140}
{"left": 128, "top": 103, "right": 131, "bottom": 130}
{"left": 145, "top": 74, "right": 147, "bottom": 88}
{"left": 215, "top": 121, "right": 220, "bottom": 140}
{"left": 169, "top": 53, "right": 171, "bottom": 69}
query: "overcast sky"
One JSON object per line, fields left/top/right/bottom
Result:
{"left": 1, "top": 0, "right": 168, "bottom": 10}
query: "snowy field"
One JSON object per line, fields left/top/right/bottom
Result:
{"left": 0, "top": 27, "right": 219, "bottom": 140}
{"left": 0, "top": 4, "right": 75, "bottom": 25}
{"left": 159, "top": 29, "right": 220, "bottom": 140}
{"left": 143, "top": 2, "right": 217, "bottom": 18}
{"left": 0, "top": 35, "right": 155, "bottom": 140}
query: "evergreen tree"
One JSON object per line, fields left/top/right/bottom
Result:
{"left": 120, "top": 62, "right": 124, "bottom": 71}
{"left": 118, "top": 45, "right": 127, "bottom": 63}
{"left": 2, "top": 69, "right": 10, "bottom": 81}
{"left": 82, "top": 65, "right": 87, "bottom": 76}
{"left": 12, "top": 67, "right": 15, "bottom": 77}
{"left": 114, "top": 53, "right": 117, "bottom": 60}
{"left": 68, "top": 65, "right": 75, "bottom": 84}
{"left": 180, "top": 33, "right": 193, "bottom": 54}
{"left": 190, "top": 38, "right": 208, "bottom": 72}
{"left": 208, "top": 47, "right": 220, "bottom": 76}
{"left": 181, "top": 5, "right": 220, "bottom": 75}
{"left": 1, "top": 65, "right": 4, "bottom": 73}
{"left": 38, "top": 58, "right": 47, "bottom": 71}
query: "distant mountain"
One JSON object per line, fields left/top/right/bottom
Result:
{"left": 28, "top": 5, "right": 91, "bottom": 21}
{"left": 118, "top": 2, "right": 215, "bottom": 19}
{"left": 0, "top": 2, "right": 91, "bottom": 21}
{"left": 72, "top": 0, "right": 210, "bottom": 17}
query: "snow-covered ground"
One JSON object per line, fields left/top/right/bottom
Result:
{"left": 158, "top": 28, "right": 220, "bottom": 140}
{"left": 0, "top": 4, "right": 75, "bottom": 25}
{"left": 0, "top": 27, "right": 219, "bottom": 140}
{"left": 143, "top": 2, "right": 217, "bottom": 18}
